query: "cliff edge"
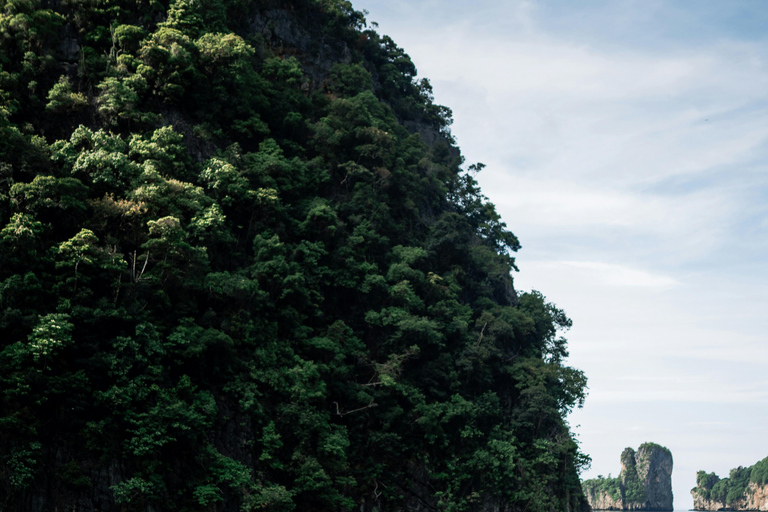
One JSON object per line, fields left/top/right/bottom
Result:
{"left": 583, "top": 442, "right": 673, "bottom": 511}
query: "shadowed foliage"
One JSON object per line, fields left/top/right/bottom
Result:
{"left": 0, "top": 0, "right": 590, "bottom": 510}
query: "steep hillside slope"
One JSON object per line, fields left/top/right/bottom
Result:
{"left": 0, "top": 0, "right": 590, "bottom": 510}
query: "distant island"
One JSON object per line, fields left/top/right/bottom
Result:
{"left": 692, "top": 456, "right": 768, "bottom": 510}
{"left": 582, "top": 442, "right": 673, "bottom": 511}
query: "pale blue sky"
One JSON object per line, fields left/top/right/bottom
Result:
{"left": 353, "top": 0, "right": 768, "bottom": 509}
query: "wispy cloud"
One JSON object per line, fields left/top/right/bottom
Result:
{"left": 524, "top": 260, "right": 678, "bottom": 288}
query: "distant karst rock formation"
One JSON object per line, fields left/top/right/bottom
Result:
{"left": 583, "top": 442, "right": 674, "bottom": 511}
{"left": 692, "top": 456, "right": 768, "bottom": 511}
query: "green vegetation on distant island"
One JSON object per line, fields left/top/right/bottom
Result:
{"left": 583, "top": 473, "right": 624, "bottom": 503}
{"left": 0, "top": 0, "right": 591, "bottom": 510}
{"left": 693, "top": 456, "right": 768, "bottom": 508}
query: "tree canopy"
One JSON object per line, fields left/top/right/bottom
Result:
{"left": 0, "top": 0, "right": 590, "bottom": 510}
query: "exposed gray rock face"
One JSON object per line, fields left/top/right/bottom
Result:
{"left": 249, "top": 9, "right": 352, "bottom": 89}
{"left": 635, "top": 443, "right": 674, "bottom": 510}
{"left": 583, "top": 486, "right": 622, "bottom": 511}
{"left": 583, "top": 443, "right": 673, "bottom": 511}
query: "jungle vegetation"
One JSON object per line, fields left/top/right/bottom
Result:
{"left": 0, "top": 0, "right": 590, "bottom": 509}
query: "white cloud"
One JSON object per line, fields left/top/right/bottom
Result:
{"left": 393, "top": 22, "right": 768, "bottom": 194}
{"left": 586, "top": 376, "right": 768, "bottom": 405}
{"left": 414, "top": 38, "right": 709, "bottom": 101}
{"left": 475, "top": 173, "right": 731, "bottom": 239}
{"left": 426, "top": 40, "right": 768, "bottom": 183}
{"left": 525, "top": 260, "right": 678, "bottom": 288}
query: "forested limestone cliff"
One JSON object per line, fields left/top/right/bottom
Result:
{"left": 692, "top": 457, "right": 768, "bottom": 511}
{"left": 582, "top": 443, "right": 673, "bottom": 511}
{"left": 0, "top": 0, "right": 591, "bottom": 510}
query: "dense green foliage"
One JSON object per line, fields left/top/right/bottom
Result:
{"left": 693, "top": 456, "right": 768, "bottom": 508}
{"left": 0, "top": 0, "right": 590, "bottom": 510}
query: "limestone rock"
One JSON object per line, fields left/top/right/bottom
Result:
{"left": 692, "top": 478, "right": 768, "bottom": 510}
{"left": 635, "top": 443, "right": 674, "bottom": 510}
{"left": 745, "top": 482, "right": 768, "bottom": 511}
{"left": 583, "top": 486, "right": 622, "bottom": 510}
{"left": 583, "top": 442, "right": 673, "bottom": 511}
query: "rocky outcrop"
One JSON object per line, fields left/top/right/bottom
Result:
{"left": 583, "top": 487, "right": 622, "bottom": 511}
{"left": 635, "top": 443, "right": 674, "bottom": 510}
{"left": 583, "top": 443, "right": 673, "bottom": 511}
{"left": 692, "top": 458, "right": 768, "bottom": 511}
{"left": 746, "top": 483, "right": 768, "bottom": 510}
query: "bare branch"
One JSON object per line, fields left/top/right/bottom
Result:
{"left": 476, "top": 321, "right": 488, "bottom": 345}
{"left": 332, "top": 400, "right": 378, "bottom": 417}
